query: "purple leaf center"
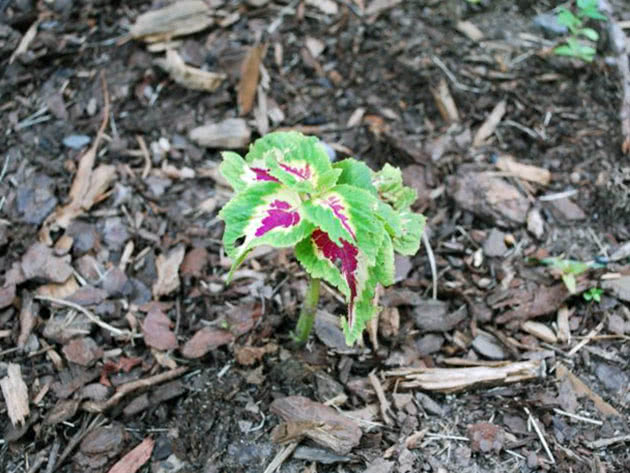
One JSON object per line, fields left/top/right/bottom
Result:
{"left": 326, "top": 196, "right": 356, "bottom": 241}
{"left": 279, "top": 162, "right": 312, "bottom": 181}
{"left": 251, "top": 167, "right": 279, "bottom": 182}
{"left": 312, "top": 229, "right": 359, "bottom": 322}
{"left": 255, "top": 200, "right": 300, "bottom": 236}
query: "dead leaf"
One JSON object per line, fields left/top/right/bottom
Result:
{"left": 21, "top": 242, "right": 73, "bottom": 283}
{"left": 107, "top": 437, "right": 155, "bottom": 473}
{"left": 153, "top": 245, "right": 186, "bottom": 298}
{"left": 234, "top": 343, "right": 277, "bottom": 366}
{"left": 181, "top": 327, "right": 234, "bottom": 358}
{"left": 238, "top": 44, "right": 265, "bottom": 116}
{"left": 0, "top": 364, "right": 29, "bottom": 425}
{"left": 473, "top": 100, "right": 506, "bottom": 147}
{"left": 155, "top": 49, "right": 226, "bottom": 92}
{"left": 270, "top": 396, "right": 362, "bottom": 454}
{"left": 129, "top": 1, "right": 213, "bottom": 43}
{"left": 180, "top": 247, "right": 209, "bottom": 278}
{"left": 189, "top": 118, "right": 251, "bottom": 149}
{"left": 142, "top": 304, "right": 178, "bottom": 351}
{"left": 62, "top": 337, "right": 104, "bottom": 366}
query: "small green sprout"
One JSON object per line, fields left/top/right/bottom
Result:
{"left": 217, "top": 131, "right": 425, "bottom": 346}
{"left": 537, "top": 257, "right": 604, "bottom": 294}
{"left": 553, "top": 0, "right": 606, "bottom": 62}
{"left": 582, "top": 287, "right": 603, "bottom": 303}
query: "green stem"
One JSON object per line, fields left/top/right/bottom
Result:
{"left": 293, "top": 277, "right": 321, "bottom": 344}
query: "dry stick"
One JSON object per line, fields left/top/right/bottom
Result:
{"left": 82, "top": 366, "right": 188, "bottom": 413}
{"left": 368, "top": 371, "right": 392, "bottom": 425}
{"left": 53, "top": 414, "right": 106, "bottom": 472}
{"left": 599, "top": 0, "right": 630, "bottom": 154}
{"left": 552, "top": 408, "right": 603, "bottom": 426}
{"left": 585, "top": 434, "right": 630, "bottom": 449}
{"left": 566, "top": 316, "right": 606, "bottom": 357}
{"left": 44, "top": 440, "right": 60, "bottom": 473}
{"left": 262, "top": 442, "right": 298, "bottom": 473}
{"left": 35, "top": 295, "right": 139, "bottom": 340}
{"left": 423, "top": 231, "right": 437, "bottom": 300}
{"left": 524, "top": 407, "right": 555, "bottom": 464}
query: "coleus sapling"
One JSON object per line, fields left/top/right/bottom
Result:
{"left": 218, "top": 131, "right": 425, "bottom": 346}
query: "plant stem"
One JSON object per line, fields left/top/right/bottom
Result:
{"left": 293, "top": 277, "right": 320, "bottom": 344}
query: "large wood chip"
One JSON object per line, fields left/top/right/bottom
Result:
{"left": 449, "top": 170, "right": 529, "bottom": 228}
{"left": 602, "top": 275, "right": 630, "bottom": 302}
{"left": 107, "top": 437, "right": 155, "bottom": 473}
{"left": 270, "top": 396, "right": 362, "bottom": 454}
{"left": 0, "top": 364, "right": 29, "bottom": 425}
{"left": 385, "top": 360, "right": 543, "bottom": 393}
{"left": 155, "top": 49, "right": 226, "bottom": 92}
{"left": 152, "top": 245, "right": 185, "bottom": 298}
{"left": 129, "top": 1, "right": 213, "bottom": 43}
{"left": 189, "top": 118, "right": 251, "bottom": 149}
{"left": 238, "top": 44, "right": 265, "bottom": 115}
{"left": 473, "top": 100, "right": 506, "bottom": 147}
{"left": 555, "top": 363, "right": 620, "bottom": 417}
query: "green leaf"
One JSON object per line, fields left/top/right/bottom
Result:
{"left": 333, "top": 158, "right": 378, "bottom": 195}
{"left": 302, "top": 185, "right": 384, "bottom": 264}
{"left": 374, "top": 232, "right": 395, "bottom": 287}
{"left": 372, "top": 163, "right": 417, "bottom": 211}
{"left": 578, "top": 27, "right": 599, "bottom": 41}
{"left": 554, "top": 44, "right": 576, "bottom": 57}
{"left": 341, "top": 266, "right": 379, "bottom": 346}
{"left": 392, "top": 210, "right": 425, "bottom": 256}
{"left": 219, "top": 182, "right": 315, "bottom": 280}
{"left": 556, "top": 8, "right": 581, "bottom": 33}
{"left": 245, "top": 131, "right": 305, "bottom": 163}
{"left": 375, "top": 200, "right": 402, "bottom": 238}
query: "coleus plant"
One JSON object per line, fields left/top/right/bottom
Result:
{"left": 218, "top": 131, "right": 425, "bottom": 346}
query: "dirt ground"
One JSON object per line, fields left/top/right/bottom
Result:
{"left": 1, "top": 0, "right": 629, "bottom": 472}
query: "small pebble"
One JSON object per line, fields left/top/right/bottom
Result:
{"left": 63, "top": 134, "right": 91, "bottom": 149}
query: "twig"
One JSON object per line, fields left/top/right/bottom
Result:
{"left": 368, "top": 371, "right": 392, "bottom": 425}
{"left": 53, "top": 414, "right": 106, "bottom": 472}
{"left": 44, "top": 440, "right": 60, "bottom": 473}
{"left": 552, "top": 408, "right": 603, "bottom": 426}
{"left": 432, "top": 56, "right": 485, "bottom": 94}
{"left": 35, "top": 295, "right": 140, "bottom": 340}
{"left": 263, "top": 442, "right": 298, "bottom": 473}
{"left": 599, "top": 0, "right": 630, "bottom": 154}
{"left": 585, "top": 434, "right": 630, "bottom": 449}
{"left": 566, "top": 316, "right": 606, "bottom": 357}
{"left": 26, "top": 451, "right": 47, "bottom": 473}
{"left": 538, "top": 189, "right": 578, "bottom": 201}
{"left": 82, "top": 366, "right": 188, "bottom": 412}
{"left": 423, "top": 230, "right": 437, "bottom": 300}
{"left": 136, "top": 135, "right": 151, "bottom": 179}
{"left": 524, "top": 407, "right": 555, "bottom": 464}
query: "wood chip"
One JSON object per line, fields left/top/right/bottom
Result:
{"left": 142, "top": 304, "right": 178, "bottom": 351}
{"left": 431, "top": 78, "right": 459, "bottom": 123}
{"left": 238, "top": 44, "right": 265, "bottom": 116}
{"left": 0, "top": 364, "right": 29, "bottom": 425}
{"left": 495, "top": 154, "right": 551, "bottom": 185}
{"left": 556, "top": 306, "right": 571, "bottom": 343}
{"left": 305, "top": 0, "right": 338, "bottom": 15}
{"left": 473, "top": 100, "right": 506, "bottom": 147}
{"left": 521, "top": 321, "right": 557, "bottom": 343}
{"left": 155, "top": 49, "right": 226, "bottom": 92}
{"left": 107, "top": 437, "right": 155, "bottom": 473}
{"left": 189, "top": 118, "right": 251, "bottom": 149}
{"left": 129, "top": 0, "right": 213, "bottom": 43}
{"left": 181, "top": 327, "right": 234, "bottom": 358}
{"left": 385, "top": 360, "right": 542, "bottom": 393}
{"left": 456, "top": 20, "right": 484, "bottom": 41}
{"left": 270, "top": 396, "right": 362, "bottom": 454}
{"left": 365, "top": 0, "right": 403, "bottom": 17}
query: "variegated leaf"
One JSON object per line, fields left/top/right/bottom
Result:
{"left": 219, "top": 151, "right": 279, "bottom": 192}
{"left": 374, "top": 231, "right": 395, "bottom": 287}
{"left": 333, "top": 158, "right": 377, "bottom": 194}
{"left": 302, "top": 185, "right": 384, "bottom": 263}
{"left": 219, "top": 182, "right": 314, "bottom": 279}
{"left": 296, "top": 228, "right": 377, "bottom": 346}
